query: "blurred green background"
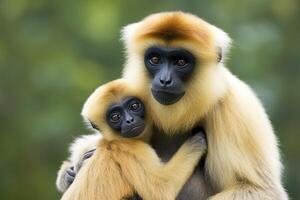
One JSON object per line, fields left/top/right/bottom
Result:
{"left": 0, "top": 0, "right": 299, "bottom": 199}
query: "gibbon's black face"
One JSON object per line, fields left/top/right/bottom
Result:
{"left": 144, "top": 46, "right": 196, "bottom": 105}
{"left": 106, "top": 97, "right": 146, "bottom": 138}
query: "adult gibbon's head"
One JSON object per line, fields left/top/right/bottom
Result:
{"left": 122, "top": 12, "right": 232, "bottom": 133}
{"left": 81, "top": 79, "right": 152, "bottom": 141}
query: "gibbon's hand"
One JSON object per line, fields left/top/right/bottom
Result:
{"left": 64, "top": 147, "right": 96, "bottom": 186}
{"left": 190, "top": 127, "right": 207, "bottom": 149}
{"left": 56, "top": 149, "right": 96, "bottom": 193}
{"left": 65, "top": 166, "right": 76, "bottom": 186}
{"left": 56, "top": 161, "right": 74, "bottom": 193}
{"left": 189, "top": 131, "right": 207, "bottom": 153}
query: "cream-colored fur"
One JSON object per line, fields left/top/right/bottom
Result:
{"left": 60, "top": 79, "right": 207, "bottom": 200}
{"left": 121, "top": 12, "right": 288, "bottom": 200}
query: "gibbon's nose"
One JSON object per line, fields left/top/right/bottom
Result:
{"left": 159, "top": 69, "right": 173, "bottom": 87}
{"left": 159, "top": 77, "right": 172, "bottom": 86}
{"left": 126, "top": 118, "right": 134, "bottom": 124}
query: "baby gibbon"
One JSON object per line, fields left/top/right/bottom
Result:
{"left": 60, "top": 79, "right": 207, "bottom": 200}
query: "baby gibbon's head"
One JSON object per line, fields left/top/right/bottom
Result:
{"left": 81, "top": 79, "right": 152, "bottom": 141}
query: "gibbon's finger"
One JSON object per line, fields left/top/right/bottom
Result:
{"left": 82, "top": 149, "right": 96, "bottom": 160}
{"left": 66, "top": 167, "right": 75, "bottom": 177}
{"left": 66, "top": 167, "right": 75, "bottom": 184}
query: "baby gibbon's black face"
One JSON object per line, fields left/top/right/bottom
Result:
{"left": 144, "top": 46, "right": 196, "bottom": 105}
{"left": 106, "top": 97, "right": 146, "bottom": 138}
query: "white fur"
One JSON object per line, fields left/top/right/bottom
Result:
{"left": 210, "top": 24, "right": 232, "bottom": 62}
{"left": 121, "top": 22, "right": 139, "bottom": 50}
{"left": 68, "top": 133, "right": 102, "bottom": 171}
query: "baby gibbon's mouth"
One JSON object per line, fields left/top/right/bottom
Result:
{"left": 122, "top": 124, "right": 145, "bottom": 138}
{"left": 151, "top": 88, "right": 185, "bottom": 105}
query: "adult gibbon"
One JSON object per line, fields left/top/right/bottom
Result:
{"left": 59, "top": 79, "right": 207, "bottom": 200}
{"left": 121, "top": 12, "right": 288, "bottom": 199}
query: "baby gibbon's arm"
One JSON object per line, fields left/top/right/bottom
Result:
{"left": 110, "top": 132, "right": 207, "bottom": 200}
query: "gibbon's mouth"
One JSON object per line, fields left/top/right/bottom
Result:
{"left": 151, "top": 88, "right": 185, "bottom": 105}
{"left": 122, "top": 124, "right": 145, "bottom": 138}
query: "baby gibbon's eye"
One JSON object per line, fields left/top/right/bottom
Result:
{"left": 110, "top": 112, "right": 121, "bottom": 123}
{"left": 129, "top": 102, "right": 141, "bottom": 111}
{"left": 149, "top": 56, "right": 160, "bottom": 65}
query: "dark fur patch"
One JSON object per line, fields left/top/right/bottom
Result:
{"left": 122, "top": 193, "right": 143, "bottom": 200}
{"left": 137, "top": 12, "right": 212, "bottom": 45}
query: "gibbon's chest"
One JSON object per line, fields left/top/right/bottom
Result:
{"left": 150, "top": 127, "right": 214, "bottom": 200}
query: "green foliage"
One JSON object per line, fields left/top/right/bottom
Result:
{"left": 0, "top": 0, "right": 299, "bottom": 199}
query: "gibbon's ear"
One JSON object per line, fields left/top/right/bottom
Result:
{"left": 89, "top": 121, "right": 99, "bottom": 131}
{"left": 211, "top": 25, "right": 232, "bottom": 63}
{"left": 81, "top": 116, "right": 103, "bottom": 134}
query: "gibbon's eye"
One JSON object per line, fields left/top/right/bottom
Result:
{"left": 176, "top": 59, "right": 187, "bottom": 67}
{"left": 129, "top": 102, "right": 141, "bottom": 111}
{"left": 149, "top": 56, "right": 160, "bottom": 65}
{"left": 110, "top": 112, "right": 121, "bottom": 123}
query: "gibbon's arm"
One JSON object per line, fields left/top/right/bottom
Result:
{"left": 205, "top": 70, "right": 288, "bottom": 200}
{"left": 56, "top": 133, "right": 102, "bottom": 193}
{"left": 111, "top": 132, "right": 207, "bottom": 200}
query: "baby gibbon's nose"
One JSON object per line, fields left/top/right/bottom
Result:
{"left": 125, "top": 113, "right": 134, "bottom": 124}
